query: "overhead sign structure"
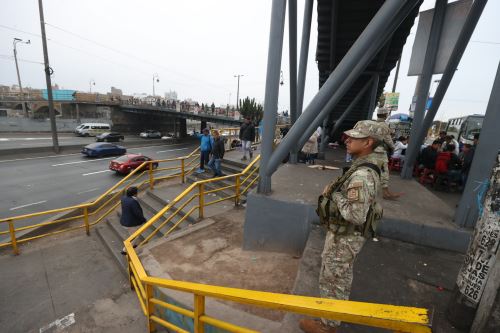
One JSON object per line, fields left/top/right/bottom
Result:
{"left": 408, "top": 0, "right": 472, "bottom": 76}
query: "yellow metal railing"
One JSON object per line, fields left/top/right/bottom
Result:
{"left": 0, "top": 147, "right": 200, "bottom": 255}
{"left": 124, "top": 154, "right": 431, "bottom": 333}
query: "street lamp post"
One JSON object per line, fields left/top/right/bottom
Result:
{"left": 234, "top": 74, "right": 244, "bottom": 110}
{"left": 13, "top": 38, "right": 31, "bottom": 117}
{"left": 152, "top": 74, "right": 160, "bottom": 97}
{"left": 89, "top": 79, "right": 95, "bottom": 93}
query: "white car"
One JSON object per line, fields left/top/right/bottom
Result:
{"left": 161, "top": 133, "right": 177, "bottom": 142}
{"left": 140, "top": 130, "right": 161, "bottom": 138}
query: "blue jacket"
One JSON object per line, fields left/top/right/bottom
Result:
{"left": 197, "top": 134, "right": 214, "bottom": 152}
{"left": 120, "top": 196, "right": 146, "bottom": 227}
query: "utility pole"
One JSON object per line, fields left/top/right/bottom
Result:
{"left": 89, "top": 79, "right": 95, "bottom": 93}
{"left": 13, "top": 38, "right": 30, "bottom": 118}
{"left": 234, "top": 74, "right": 244, "bottom": 110}
{"left": 38, "top": 0, "right": 59, "bottom": 153}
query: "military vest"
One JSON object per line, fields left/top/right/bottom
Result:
{"left": 317, "top": 162, "right": 383, "bottom": 238}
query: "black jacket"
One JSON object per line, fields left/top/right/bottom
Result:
{"left": 239, "top": 122, "right": 255, "bottom": 141}
{"left": 120, "top": 196, "right": 146, "bottom": 227}
{"left": 418, "top": 146, "right": 438, "bottom": 169}
{"left": 211, "top": 137, "right": 225, "bottom": 159}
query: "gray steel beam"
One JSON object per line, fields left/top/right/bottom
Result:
{"left": 285, "top": 1, "right": 419, "bottom": 163}
{"left": 289, "top": 0, "right": 299, "bottom": 164}
{"left": 401, "top": 0, "right": 447, "bottom": 179}
{"left": 263, "top": 0, "right": 420, "bottom": 180}
{"left": 297, "top": 0, "right": 314, "bottom": 116}
{"left": 257, "top": 0, "right": 287, "bottom": 194}
{"left": 455, "top": 61, "right": 500, "bottom": 228}
{"left": 402, "top": 0, "right": 488, "bottom": 180}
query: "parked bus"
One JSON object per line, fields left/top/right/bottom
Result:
{"left": 446, "top": 114, "right": 484, "bottom": 145}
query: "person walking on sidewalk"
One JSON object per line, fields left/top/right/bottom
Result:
{"left": 120, "top": 186, "right": 146, "bottom": 255}
{"left": 239, "top": 117, "right": 255, "bottom": 161}
{"left": 208, "top": 130, "right": 225, "bottom": 178}
{"left": 196, "top": 128, "right": 214, "bottom": 173}
{"left": 300, "top": 120, "right": 383, "bottom": 333}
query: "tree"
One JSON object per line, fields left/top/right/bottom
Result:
{"left": 239, "top": 97, "right": 264, "bottom": 123}
{"left": 211, "top": 102, "right": 215, "bottom": 115}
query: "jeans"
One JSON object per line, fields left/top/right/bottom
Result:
{"left": 241, "top": 140, "right": 252, "bottom": 158}
{"left": 208, "top": 157, "right": 222, "bottom": 176}
{"left": 200, "top": 151, "right": 210, "bottom": 170}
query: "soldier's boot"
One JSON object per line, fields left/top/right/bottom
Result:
{"left": 299, "top": 319, "right": 337, "bottom": 333}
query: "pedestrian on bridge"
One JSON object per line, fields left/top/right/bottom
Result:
{"left": 120, "top": 186, "right": 146, "bottom": 255}
{"left": 300, "top": 120, "right": 383, "bottom": 333}
{"left": 239, "top": 117, "right": 255, "bottom": 161}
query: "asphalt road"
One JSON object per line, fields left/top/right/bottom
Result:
{"left": 0, "top": 133, "right": 164, "bottom": 150}
{"left": 0, "top": 141, "right": 198, "bottom": 235}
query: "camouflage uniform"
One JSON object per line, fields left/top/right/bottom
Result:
{"left": 373, "top": 117, "right": 394, "bottom": 189}
{"left": 319, "top": 122, "right": 382, "bottom": 328}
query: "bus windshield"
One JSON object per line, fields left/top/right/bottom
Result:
{"left": 463, "top": 116, "right": 483, "bottom": 141}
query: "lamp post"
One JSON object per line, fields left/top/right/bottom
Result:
{"left": 234, "top": 74, "right": 244, "bottom": 110}
{"left": 152, "top": 73, "right": 160, "bottom": 97}
{"left": 89, "top": 79, "right": 95, "bottom": 93}
{"left": 13, "top": 38, "right": 30, "bottom": 117}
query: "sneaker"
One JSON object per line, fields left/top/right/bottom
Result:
{"left": 241, "top": 156, "right": 247, "bottom": 161}
{"left": 196, "top": 168, "right": 205, "bottom": 174}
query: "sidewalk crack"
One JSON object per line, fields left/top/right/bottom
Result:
{"left": 41, "top": 248, "right": 57, "bottom": 316}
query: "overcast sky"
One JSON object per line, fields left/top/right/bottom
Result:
{"left": 0, "top": 0, "right": 499, "bottom": 121}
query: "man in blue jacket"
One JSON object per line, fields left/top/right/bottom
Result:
{"left": 120, "top": 186, "right": 146, "bottom": 254}
{"left": 196, "top": 128, "right": 214, "bottom": 173}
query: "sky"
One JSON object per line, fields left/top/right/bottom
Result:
{"left": 0, "top": 0, "right": 499, "bottom": 122}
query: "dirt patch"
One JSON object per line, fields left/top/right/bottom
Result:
{"left": 148, "top": 208, "right": 300, "bottom": 321}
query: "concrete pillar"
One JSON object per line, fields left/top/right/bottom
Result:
{"left": 454, "top": 61, "right": 500, "bottom": 228}
{"left": 179, "top": 118, "right": 187, "bottom": 138}
{"left": 200, "top": 120, "right": 207, "bottom": 132}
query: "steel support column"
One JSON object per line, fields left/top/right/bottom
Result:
{"left": 403, "top": 0, "right": 488, "bottom": 179}
{"left": 257, "top": 0, "right": 287, "bottom": 194}
{"left": 401, "top": 0, "right": 447, "bottom": 178}
{"left": 288, "top": 0, "right": 299, "bottom": 164}
{"left": 454, "top": 61, "right": 500, "bottom": 228}
{"left": 264, "top": 0, "right": 419, "bottom": 179}
{"left": 297, "top": 0, "right": 314, "bottom": 115}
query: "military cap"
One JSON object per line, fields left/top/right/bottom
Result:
{"left": 344, "top": 120, "right": 386, "bottom": 141}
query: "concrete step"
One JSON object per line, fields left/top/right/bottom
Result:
{"left": 139, "top": 193, "right": 195, "bottom": 234}
{"left": 146, "top": 190, "right": 197, "bottom": 225}
{"left": 221, "top": 158, "right": 249, "bottom": 170}
{"left": 116, "top": 210, "right": 161, "bottom": 243}
{"left": 95, "top": 222, "right": 128, "bottom": 276}
{"left": 187, "top": 172, "right": 239, "bottom": 201}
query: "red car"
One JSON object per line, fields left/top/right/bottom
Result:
{"left": 109, "top": 154, "right": 158, "bottom": 174}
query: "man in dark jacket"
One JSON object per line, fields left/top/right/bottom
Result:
{"left": 239, "top": 117, "right": 255, "bottom": 161}
{"left": 120, "top": 186, "right": 146, "bottom": 254}
{"left": 208, "top": 130, "right": 225, "bottom": 177}
{"left": 417, "top": 140, "right": 440, "bottom": 169}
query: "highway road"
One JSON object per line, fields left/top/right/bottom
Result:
{"left": 0, "top": 133, "right": 165, "bottom": 150}
{"left": 0, "top": 141, "right": 198, "bottom": 236}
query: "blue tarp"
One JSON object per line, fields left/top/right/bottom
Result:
{"left": 42, "top": 89, "right": 76, "bottom": 101}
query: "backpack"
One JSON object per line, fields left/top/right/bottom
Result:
{"left": 435, "top": 152, "right": 451, "bottom": 174}
{"left": 317, "top": 162, "right": 382, "bottom": 238}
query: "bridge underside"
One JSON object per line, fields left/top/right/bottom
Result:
{"left": 317, "top": 0, "right": 422, "bottom": 141}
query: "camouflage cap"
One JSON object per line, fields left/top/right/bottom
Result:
{"left": 344, "top": 120, "right": 386, "bottom": 141}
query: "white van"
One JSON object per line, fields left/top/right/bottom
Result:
{"left": 75, "top": 123, "right": 111, "bottom": 137}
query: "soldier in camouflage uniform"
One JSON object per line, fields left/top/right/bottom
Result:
{"left": 300, "top": 120, "right": 383, "bottom": 333}
{"left": 373, "top": 107, "right": 401, "bottom": 200}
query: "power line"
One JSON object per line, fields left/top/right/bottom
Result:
{"left": 0, "top": 54, "right": 44, "bottom": 65}
{"left": 0, "top": 24, "right": 42, "bottom": 38}
{"left": 44, "top": 22, "right": 229, "bottom": 90}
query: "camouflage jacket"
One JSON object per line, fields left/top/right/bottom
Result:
{"left": 331, "top": 153, "right": 381, "bottom": 226}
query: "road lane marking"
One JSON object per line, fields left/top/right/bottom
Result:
{"left": 76, "top": 187, "right": 101, "bottom": 195}
{"left": 52, "top": 157, "right": 114, "bottom": 166}
{"left": 156, "top": 147, "right": 190, "bottom": 153}
{"left": 40, "top": 313, "right": 75, "bottom": 333}
{"left": 10, "top": 200, "right": 47, "bottom": 211}
{"left": 82, "top": 170, "right": 113, "bottom": 176}
{"left": 0, "top": 153, "right": 81, "bottom": 163}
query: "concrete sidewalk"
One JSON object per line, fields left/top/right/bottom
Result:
{"left": 0, "top": 227, "right": 147, "bottom": 333}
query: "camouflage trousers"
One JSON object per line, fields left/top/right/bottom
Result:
{"left": 374, "top": 150, "right": 389, "bottom": 189}
{"left": 319, "top": 230, "right": 366, "bottom": 327}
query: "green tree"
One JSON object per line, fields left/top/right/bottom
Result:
{"left": 239, "top": 97, "right": 264, "bottom": 123}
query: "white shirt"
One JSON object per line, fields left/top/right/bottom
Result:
{"left": 392, "top": 141, "right": 408, "bottom": 158}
